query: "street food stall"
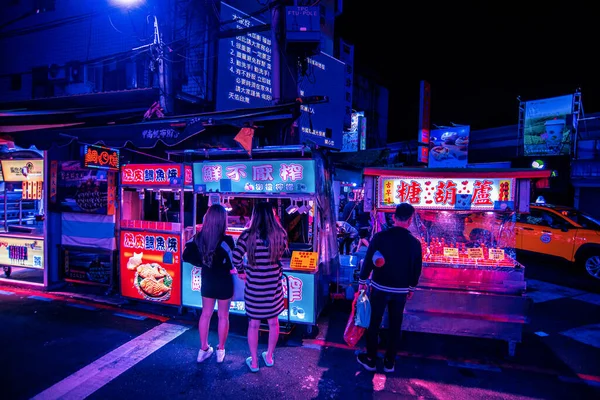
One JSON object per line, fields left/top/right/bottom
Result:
{"left": 362, "top": 167, "right": 550, "bottom": 356}
{"left": 181, "top": 147, "right": 339, "bottom": 333}
{"left": 119, "top": 163, "right": 194, "bottom": 309}
{"left": 0, "top": 159, "right": 45, "bottom": 283}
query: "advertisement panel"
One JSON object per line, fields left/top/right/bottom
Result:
{"left": 524, "top": 94, "right": 574, "bottom": 156}
{"left": 340, "top": 111, "right": 361, "bottom": 152}
{"left": 82, "top": 144, "right": 120, "bottom": 171}
{"left": 297, "top": 52, "right": 345, "bottom": 150}
{"left": 0, "top": 160, "right": 44, "bottom": 182}
{"left": 378, "top": 176, "right": 515, "bottom": 211}
{"left": 429, "top": 126, "right": 470, "bottom": 168}
{"left": 63, "top": 247, "right": 112, "bottom": 286}
{"left": 121, "top": 164, "right": 184, "bottom": 186}
{"left": 215, "top": 2, "right": 273, "bottom": 111}
{"left": 182, "top": 261, "right": 316, "bottom": 324}
{"left": 53, "top": 161, "right": 110, "bottom": 214}
{"left": 193, "top": 160, "right": 316, "bottom": 194}
{"left": 0, "top": 236, "right": 44, "bottom": 269}
{"left": 120, "top": 230, "right": 181, "bottom": 306}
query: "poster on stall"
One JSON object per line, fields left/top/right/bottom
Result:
{"left": 63, "top": 247, "right": 112, "bottom": 286}
{"left": 121, "top": 164, "right": 185, "bottom": 187}
{"left": 0, "top": 236, "right": 44, "bottom": 269}
{"left": 182, "top": 261, "right": 315, "bottom": 324}
{"left": 53, "top": 161, "right": 109, "bottom": 214}
{"left": 524, "top": 94, "right": 574, "bottom": 156}
{"left": 0, "top": 159, "right": 44, "bottom": 181}
{"left": 120, "top": 230, "right": 181, "bottom": 306}
{"left": 429, "top": 126, "right": 470, "bottom": 168}
{"left": 194, "top": 160, "right": 316, "bottom": 194}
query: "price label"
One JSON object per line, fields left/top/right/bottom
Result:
{"left": 290, "top": 251, "right": 318, "bottom": 270}
{"left": 443, "top": 247, "right": 459, "bottom": 258}
{"left": 467, "top": 247, "right": 484, "bottom": 259}
{"left": 489, "top": 248, "right": 505, "bottom": 260}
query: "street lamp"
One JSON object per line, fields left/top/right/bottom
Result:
{"left": 109, "top": 0, "right": 144, "bottom": 7}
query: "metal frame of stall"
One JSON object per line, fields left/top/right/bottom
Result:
{"left": 118, "top": 163, "right": 194, "bottom": 311}
{"left": 0, "top": 158, "right": 47, "bottom": 287}
{"left": 176, "top": 148, "right": 339, "bottom": 334}
{"left": 363, "top": 167, "right": 551, "bottom": 357}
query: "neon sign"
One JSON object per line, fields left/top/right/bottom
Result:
{"left": 82, "top": 145, "right": 119, "bottom": 171}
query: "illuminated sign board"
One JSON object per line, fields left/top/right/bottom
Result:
{"left": 193, "top": 160, "right": 316, "bottom": 194}
{"left": 378, "top": 177, "right": 515, "bottom": 211}
{"left": 121, "top": 164, "right": 187, "bottom": 187}
{"left": 297, "top": 52, "right": 345, "bottom": 150}
{"left": 0, "top": 236, "right": 44, "bottom": 269}
{"left": 215, "top": 2, "right": 273, "bottom": 111}
{"left": 524, "top": 94, "right": 574, "bottom": 156}
{"left": 0, "top": 159, "right": 44, "bottom": 182}
{"left": 182, "top": 261, "right": 316, "bottom": 324}
{"left": 82, "top": 144, "right": 120, "bottom": 171}
{"left": 120, "top": 230, "right": 181, "bottom": 306}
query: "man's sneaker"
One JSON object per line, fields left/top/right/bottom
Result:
{"left": 216, "top": 348, "right": 226, "bottom": 363}
{"left": 383, "top": 357, "right": 395, "bottom": 373}
{"left": 356, "top": 353, "right": 376, "bottom": 372}
{"left": 197, "top": 345, "right": 213, "bottom": 363}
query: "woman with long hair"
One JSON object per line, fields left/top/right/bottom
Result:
{"left": 232, "top": 201, "right": 288, "bottom": 372}
{"left": 182, "top": 204, "right": 235, "bottom": 364}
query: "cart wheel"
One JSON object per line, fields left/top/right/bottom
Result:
{"left": 3, "top": 266, "right": 11, "bottom": 278}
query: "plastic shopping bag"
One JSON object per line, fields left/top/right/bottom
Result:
{"left": 354, "top": 290, "right": 371, "bottom": 329}
{"left": 343, "top": 291, "right": 366, "bottom": 347}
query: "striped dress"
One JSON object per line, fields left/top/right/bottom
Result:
{"left": 231, "top": 230, "right": 285, "bottom": 320}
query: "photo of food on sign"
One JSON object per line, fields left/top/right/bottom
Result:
{"left": 428, "top": 126, "right": 470, "bottom": 168}
{"left": 126, "top": 252, "right": 173, "bottom": 301}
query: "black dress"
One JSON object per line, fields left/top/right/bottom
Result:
{"left": 183, "top": 235, "right": 235, "bottom": 300}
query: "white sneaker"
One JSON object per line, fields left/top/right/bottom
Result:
{"left": 216, "top": 348, "right": 226, "bottom": 363}
{"left": 197, "top": 345, "right": 213, "bottom": 363}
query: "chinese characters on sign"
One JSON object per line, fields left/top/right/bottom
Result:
{"left": 82, "top": 144, "right": 119, "bottom": 171}
{"left": 216, "top": 2, "right": 273, "bottom": 110}
{"left": 141, "top": 128, "right": 179, "bottom": 140}
{"left": 122, "top": 164, "right": 182, "bottom": 186}
{"left": 0, "top": 160, "right": 44, "bottom": 182}
{"left": 379, "top": 177, "right": 515, "bottom": 210}
{"left": 122, "top": 232, "right": 179, "bottom": 253}
{"left": 283, "top": 275, "right": 303, "bottom": 303}
{"left": 194, "top": 160, "right": 316, "bottom": 194}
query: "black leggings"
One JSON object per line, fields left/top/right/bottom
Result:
{"left": 339, "top": 236, "right": 355, "bottom": 255}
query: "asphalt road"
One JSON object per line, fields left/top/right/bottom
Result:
{"left": 1, "top": 257, "right": 599, "bottom": 400}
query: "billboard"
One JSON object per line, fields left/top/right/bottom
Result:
{"left": 0, "top": 236, "right": 44, "bottom": 270}
{"left": 429, "top": 126, "right": 470, "bottom": 168}
{"left": 215, "top": 2, "right": 273, "bottom": 111}
{"left": 297, "top": 52, "right": 345, "bottom": 150}
{"left": 524, "top": 94, "right": 574, "bottom": 156}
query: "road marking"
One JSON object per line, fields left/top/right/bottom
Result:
{"left": 560, "top": 324, "right": 600, "bottom": 349}
{"left": 0, "top": 289, "right": 14, "bottom": 295}
{"left": 28, "top": 295, "right": 52, "bottom": 302}
{"left": 114, "top": 312, "right": 146, "bottom": 321}
{"left": 30, "top": 322, "right": 190, "bottom": 400}
{"left": 66, "top": 303, "right": 97, "bottom": 311}
{"left": 573, "top": 293, "right": 600, "bottom": 306}
{"left": 447, "top": 361, "right": 501, "bottom": 372}
{"left": 534, "top": 331, "right": 549, "bottom": 337}
{"left": 526, "top": 279, "right": 586, "bottom": 303}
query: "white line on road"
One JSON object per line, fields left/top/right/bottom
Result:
{"left": 30, "top": 322, "right": 190, "bottom": 400}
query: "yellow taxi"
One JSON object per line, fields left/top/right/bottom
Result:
{"left": 515, "top": 201, "right": 600, "bottom": 280}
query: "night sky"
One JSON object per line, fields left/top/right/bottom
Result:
{"left": 336, "top": 4, "right": 598, "bottom": 143}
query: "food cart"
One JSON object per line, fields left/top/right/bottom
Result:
{"left": 0, "top": 159, "right": 45, "bottom": 283}
{"left": 180, "top": 147, "right": 338, "bottom": 333}
{"left": 119, "top": 163, "right": 194, "bottom": 309}
{"left": 362, "top": 167, "right": 550, "bottom": 356}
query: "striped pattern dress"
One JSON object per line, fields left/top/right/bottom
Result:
{"left": 231, "top": 230, "right": 285, "bottom": 320}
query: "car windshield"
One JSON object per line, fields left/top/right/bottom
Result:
{"left": 562, "top": 210, "right": 600, "bottom": 230}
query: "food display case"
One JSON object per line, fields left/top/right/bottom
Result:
{"left": 0, "top": 159, "right": 45, "bottom": 282}
{"left": 363, "top": 167, "right": 551, "bottom": 356}
{"left": 181, "top": 149, "right": 339, "bottom": 333}
{"left": 119, "top": 163, "right": 194, "bottom": 308}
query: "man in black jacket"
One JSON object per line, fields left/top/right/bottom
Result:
{"left": 356, "top": 203, "right": 423, "bottom": 373}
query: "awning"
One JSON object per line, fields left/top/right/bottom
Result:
{"left": 363, "top": 167, "right": 552, "bottom": 179}
{"left": 1, "top": 101, "right": 301, "bottom": 151}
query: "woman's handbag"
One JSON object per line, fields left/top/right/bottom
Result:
{"left": 231, "top": 271, "right": 245, "bottom": 301}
